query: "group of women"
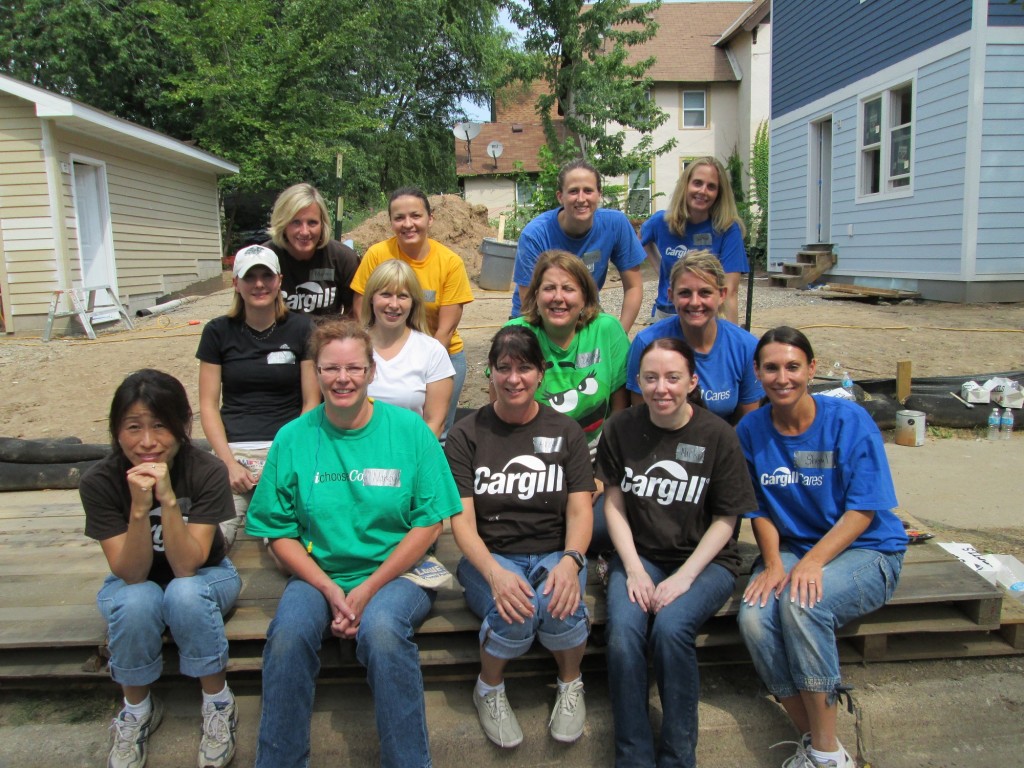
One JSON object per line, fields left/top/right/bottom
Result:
{"left": 80, "top": 161, "right": 907, "bottom": 768}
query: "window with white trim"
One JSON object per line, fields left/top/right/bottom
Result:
{"left": 859, "top": 82, "right": 913, "bottom": 196}
{"left": 682, "top": 90, "right": 707, "bottom": 128}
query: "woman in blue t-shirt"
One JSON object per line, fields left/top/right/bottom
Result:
{"left": 626, "top": 250, "right": 762, "bottom": 424}
{"left": 640, "top": 156, "right": 748, "bottom": 325}
{"left": 735, "top": 327, "right": 908, "bottom": 768}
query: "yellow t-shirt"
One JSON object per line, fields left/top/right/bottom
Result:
{"left": 352, "top": 238, "right": 474, "bottom": 355}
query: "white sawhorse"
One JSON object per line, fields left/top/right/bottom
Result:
{"left": 42, "top": 285, "right": 134, "bottom": 341}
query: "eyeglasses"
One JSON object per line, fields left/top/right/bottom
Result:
{"left": 317, "top": 365, "right": 369, "bottom": 379}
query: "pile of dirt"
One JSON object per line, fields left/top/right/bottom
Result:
{"left": 343, "top": 194, "right": 496, "bottom": 281}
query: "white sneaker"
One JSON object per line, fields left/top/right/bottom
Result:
{"left": 548, "top": 678, "right": 586, "bottom": 743}
{"left": 809, "top": 740, "right": 855, "bottom": 768}
{"left": 108, "top": 697, "right": 164, "bottom": 768}
{"left": 473, "top": 688, "right": 523, "bottom": 748}
{"left": 198, "top": 693, "right": 238, "bottom": 768}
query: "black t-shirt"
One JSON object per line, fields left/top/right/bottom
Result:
{"left": 265, "top": 239, "right": 359, "bottom": 317}
{"left": 595, "top": 404, "right": 756, "bottom": 575}
{"left": 195, "top": 312, "right": 314, "bottom": 442}
{"left": 80, "top": 447, "right": 234, "bottom": 587}
{"left": 445, "top": 404, "right": 595, "bottom": 554}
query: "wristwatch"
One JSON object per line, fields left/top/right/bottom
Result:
{"left": 562, "top": 550, "right": 586, "bottom": 572}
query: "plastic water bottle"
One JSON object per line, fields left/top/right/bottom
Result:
{"left": 1001, "top": 407, "right": 1014, "bottom": 440}
{"left": 987, "top": 407, "right": 1001, "bottom": 441}
{"left": 841, "top": 370, "right": 854, "bottom": 393}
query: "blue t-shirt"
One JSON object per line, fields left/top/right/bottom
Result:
{"left": 735, "top": 395, "right": 908, "bottom": 557}
{"left": 625, "top": 317, "right": 763, "bottom": 420}
{"left": 511, "top": 207, "right": 646, "bottom": 316}
{"left": 640, "top": 212, "right": 749, "bottom": 314}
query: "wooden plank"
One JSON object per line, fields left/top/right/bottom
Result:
{"left": 897, "top": 360, "right": 912, "bottom": 403}
{"left": 824, "top": 283, "right": 921, "bottom": 299}
{"left": 999, "top": 597, "right": 1024, "bottom": 649}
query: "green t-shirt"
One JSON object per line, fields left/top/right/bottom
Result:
{"left": 505, "top": 312, "right": 628, "bottom": 453}
{"left": 246, "top": 401, "right": 461, "bottom": 591}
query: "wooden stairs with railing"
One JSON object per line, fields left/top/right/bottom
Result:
{"left": 769, "top": 243, "right": 837, "bottom": 289}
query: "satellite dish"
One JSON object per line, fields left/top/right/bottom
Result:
{"left": 453, "top": 122, "right": 483, "bottom": 141}
{"left": 487, "top": 140, "right": 504, "bottom": 169}
{"left": 453, "top": 122, "right": 483, "bottom": 167}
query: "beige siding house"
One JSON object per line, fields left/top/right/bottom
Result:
{"left": 0, "top": 74, "right": 237, "bottom": 335}
{"left": 457, "top": 2, "right": 771, "bottom": 218}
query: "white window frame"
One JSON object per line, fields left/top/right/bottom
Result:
{"left": 856, "top": 78, "right": 915, "bottom": 202}
{"left": 681, "top": 89, "right": 707, "bottom": 129}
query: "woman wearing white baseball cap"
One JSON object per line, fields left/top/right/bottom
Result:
{"left": 195, "top": 245, "right": 321, "bottom": 546}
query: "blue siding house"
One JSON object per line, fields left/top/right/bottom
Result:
{"left": 769, "top": 0, "right": 1024, "bottom": 301}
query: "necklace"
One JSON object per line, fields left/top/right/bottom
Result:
{"left": 244, "top": 320, "right": 277, "bottom": 342}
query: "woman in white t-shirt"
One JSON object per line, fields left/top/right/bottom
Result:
{"left": 361, "top": 259, "right": 455, "bottom": 438}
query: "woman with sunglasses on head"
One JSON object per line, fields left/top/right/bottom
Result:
{"left": 597, "top": 338, "right": 756, "bottom": 768}
{"left": 361, "top": 259, "right": 455, "bottom": 438}
{"left": 196, "top": 245, "right": 320, "bottom": 546}
{"left": 80, "top": 369, "right": 241, "bottom": 768}
{"left": 246, "top": 319, "right": 461, "bottom": 768}
{"left": 264, "top": 182, "right": 360, "bottom": 318}
{"left": 445, "top": 326, "right": 595, "bottom": 749}
{"left": 351, "top": 187, "right": 474, "bottom": 439}
{"left": 511, "top": 158, "right": 646, "bottom": 332}
{"left": 626, "top": 251, "right": 762, "bottom": 425}
{"left": 736, "top": 326, "right": 907, "bottom": 768}
{"left": 640, "top": 157, "right": 749, "bottom": 325}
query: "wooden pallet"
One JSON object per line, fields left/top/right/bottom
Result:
{"left": 1, "top": 490, "right": 1020, "bottom": 684}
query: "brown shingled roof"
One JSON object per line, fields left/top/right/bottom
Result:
{"left": 620, "top": 2, "right": 752, "bottom": 82}
{"left": 454, "top": 121, "right": 567, "bottom": 178}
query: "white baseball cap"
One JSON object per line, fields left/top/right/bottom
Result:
{"left": 233, "top": 245, "right": 281, "bottom": 278}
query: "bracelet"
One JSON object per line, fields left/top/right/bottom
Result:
{"left": 562, "top": 549, "right": 586, "bottom": 572}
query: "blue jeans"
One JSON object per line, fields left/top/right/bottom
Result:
{"left": 255, "top": 576, "right": 435, "bottom": 768}
{"left": 96, "top": 559, "right": 240, "bottom": 686}
{"left": 442, "top": 349, "right": 467, "bottom": 441}
{"left": 458, "top": 551, "right": 589, "bottom": 659}
{"left": 737, "top": 548, "right": 903, "bottom": 702}
{"left": 605, "top": 555, "right": 735, "bottom": 768}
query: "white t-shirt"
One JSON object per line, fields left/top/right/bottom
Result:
{"left": 368, "top": 330, "right": 455, "bottom": 416}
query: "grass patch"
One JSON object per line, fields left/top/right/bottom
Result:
{"left": 3, "top": 690, "right": 113, "bottom": 726}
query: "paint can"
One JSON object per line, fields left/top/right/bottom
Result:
{"left": 895, "top": 410, "right": 926, "bottom": 447}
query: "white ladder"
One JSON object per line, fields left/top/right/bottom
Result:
{"left": 42, "top": 285, "right": 134, "bottom": 342}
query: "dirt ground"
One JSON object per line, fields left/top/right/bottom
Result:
{"left": 1, "top": 272, "right": 1021, "bottom": 443}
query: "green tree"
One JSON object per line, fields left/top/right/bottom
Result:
{"left": 749, "top": 120, "right": 769, "bottom": 262}
{"left": 1, "top": 0, "right": 511, "bottom": 218}
{"left": 503, "top": 0, "right": 675, "bottom": 179}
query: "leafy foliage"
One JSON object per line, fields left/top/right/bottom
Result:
{"left": 503, "top": 0, "right": 675, "bottom": 179}
{"left": 0, "top": 0, "right": 512, "bottom": 236}
{"left": 748, "top": 120, "right": 770, "bottom": 265}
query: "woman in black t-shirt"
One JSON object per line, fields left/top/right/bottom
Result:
{"left": 596, "top": 337, "right": 757, "bottom": 768}
{"left": 80, "top": 369, "right": 241, "bottom": 768}
{"left": 197, "top": 244, "right": 319, "bottom": 546}
{"left": 445, "top": 326, "right": 595, "bottom": 749}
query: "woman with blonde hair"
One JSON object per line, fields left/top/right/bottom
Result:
{"left": 626, "top": 250, "right": 762, "bottom": 424}
{"left": 351, "top": 187, "right": 474, "bottom": 439}
{"left": 264, "top": 182, "right": 360, "bottom": 318}
{"left": 361, "top": 259, "right": 455, "bottom": 438}
{"left": 641, "top": 157, "right": 749, "bottom": 324}
{"left": 197, "top": 245, "right": 319, "bottom": 545}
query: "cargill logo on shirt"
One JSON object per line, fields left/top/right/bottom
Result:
{"left": 621, "top": 461, "right": 709, "bottom": 507}
{"left": 284, "top": 282, "right": 336, "bottom": 313}
{"left": 701, "top": 387, "right": 732, "bottom": 402}
{"left": 760, "top": 467, "right": 823, "bottom": 487}
{"left": 474, "top": 455, "right": 564, "bottom": 500}
{"left": 665, "top": 245, "right": 688, "bottom": 259}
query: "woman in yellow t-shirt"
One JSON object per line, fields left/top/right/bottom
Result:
{"left": 351, "top": 188, "right": 474, "bottom": 439}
